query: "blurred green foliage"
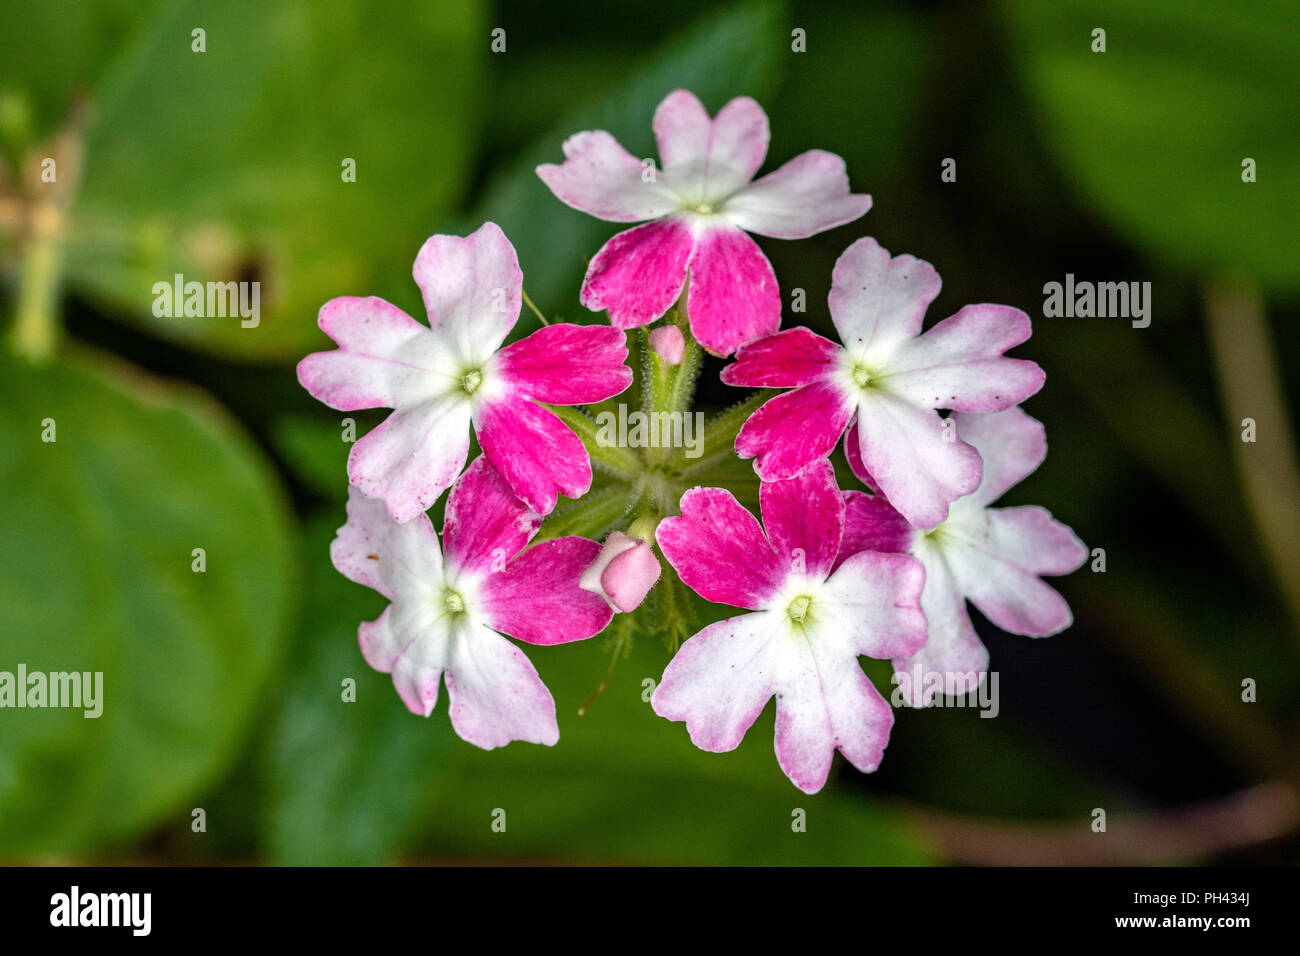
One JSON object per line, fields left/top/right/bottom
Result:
{"left": 1003, "top": 0, "right": 1300, "bottom": 291}
{"left": 0, "top": 351, "right": 294, "bottom": 856}
{"left": 464, "top": 1, "right": 787, "bottom": 322}
{"left": 3, "top": 0, "right": 485, "bottom": 359}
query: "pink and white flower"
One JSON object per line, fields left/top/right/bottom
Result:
{"left": 331, "top": 455, "right": 614, "bottom": 748}
{"left": 536, "top": 89, "right": 872, "bottom": 357}
{"left": 651, "top": 460, "right": 927, "bottom": 793}
{"left": 838, "top": 407, "right": 1087, "bottom": 707}
{"left": 298, "top": 222, "right": 633, "bottom": 521}
{"left": 724, "top": 236, "right": 1046, "bottom": 529}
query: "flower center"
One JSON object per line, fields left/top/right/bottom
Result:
{"left": 852, "top": 364, "right": 873, "bottom": 389}
{"left": 443, "top": 588, "right": 466, "bottom": 615}
{"left": 460, "top": 369, "right": 483, "bottom": 396}
{"left": 786, "top": 594, "right": 813, "bottom": 625}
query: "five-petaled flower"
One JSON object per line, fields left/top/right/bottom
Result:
{"left": 298, "top": 222, "right": 633, "bottom": 521}
{"left": 331, "top": 455, "right": 614, "bottom": 748}
{"left": 839, "top": 407, "right": 1087, "bottom": 707}
{"left": 652, "top": 460, "right": 927, "bottom": 794}
{"left": 724, "top": 237, "right": 1046, "bottom": 529}
{"left": 537, "top": 89, "right": 872, "bottom": 357}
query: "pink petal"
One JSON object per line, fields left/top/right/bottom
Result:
{"left": 653, "top": 90, "right": 769, "bottom": 199}
{"left": 685, "top": 225, "right": 780, "bottom": 356}
{"left": 758, "top": 459, "right": 844, "bottom": 577}
{"left": 721, "top": 326, "right": 842, "bottom": 388}
{"left": 495, "top": 324, "right": 632, "bottom": 405}
{"left": 648, "top": 324, "right": 686, "bottom": 365}
{"left": 944, "top": 507, "right": 1086, "bottom": 636}
{"left": 734, "top": 381, "right": 856, "bottom": 481}
{"left": 852, "top": 391, "right": 982, "bottom": 530}
{"left": 412, "top": 222, "right": 521, "bottom": 361}
{"left": 651, "top": 612, "right": 783, "bottom": 753}
{"left": 818, "top": 550, "right": 928, "bottom": 659}
{"left": 836, "top": 490, "right": 914, "bottom": 567}
{"left": 656, "top": 487, "right": 784, "bottom": 609}
{"left": 475, "top": 394, "right": 592, "bottom": 515}
{"left": 581, "top": 218, "right": 694, "bottom": 330}
{"left": 444, "top": 624, "right": 559, "bottom": 748}
{"left": 441, "top": 455, "right": 541, "bottom": 578}
{"left": 773, "top": 640, "right": 895, "bottom": 793}
{"left": 882, "top": 304, "right": 1045, "bottom": 412}
{"left": 725, "top": 150, "right": 872, "bottom": 239}
{"left": 297, "top": 296, "right": 453, "bottom": 410}
{"left": 346, "top": 397, "right": 472, "bottom": 523}
{"left": 331, "top": 486, "right": 443, "bottom": 600}
{"left": 828, "top": 237, "right": 940, "bottom": 354}
{"left": 951, "top": 407, "right": 1047, "bottom": 506}
{"left": 892, "top": 554, "right": 989, "bottom": 707}
{"left": 842, "top": 423, "right": 878, "bottom": 493}
{"left": 535, "top": 130, "right": 679, "bottom": 222}
{"left": 482, "top": 536, "right": 613, "bottom": 645}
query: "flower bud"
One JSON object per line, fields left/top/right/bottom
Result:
{"left": 648, "top": 325, "right": 685, "bottom": 365}
{"left": 580, "top": 531, "right": 661, "bottom": 613}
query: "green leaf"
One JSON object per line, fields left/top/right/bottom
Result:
{"left": 263, "top": 515, "right": 458, "bottom": 865}
{"left": 464, "top": 0, "right": 789, "bottom": 320}
{"left": 16, "top": 0, "right": 485, "bottom": 359}
{"left": 272, "top": 413, "right": 360, "bottom": 499}
{"left": 1001, "top": 0, "right": 1300, "bottom": 290}
{"left": 0, "top": 350, "right": 295, "bottom": 855}
{"left": 0, "top": 1, "right": 163, "bottom": 158}
{"left": 765, "top": 4, "right": 930, "bottom": 184}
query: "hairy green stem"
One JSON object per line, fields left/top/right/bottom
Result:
{"left": 546, "top": 404, "right": 641, "bottom": 480}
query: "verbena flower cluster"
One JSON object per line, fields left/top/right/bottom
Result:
{"left": 298, "top": 90, "right": 1085, "bottom": 793}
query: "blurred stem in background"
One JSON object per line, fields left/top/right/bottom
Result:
{"left": 909, "top": 781, "right": 1298, "bottom": 866}
{"left": 1203, "top": 278, "right": 1300, "bottom": 650}
{"left": 6, "top": 101, "right": 84, "bottom": 363}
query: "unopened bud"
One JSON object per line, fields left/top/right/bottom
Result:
{"left": 580, "top": 531, "right": 661, "bottom": 613}
{"left": 649, "top": 325, "right": 686, "bottom": 365}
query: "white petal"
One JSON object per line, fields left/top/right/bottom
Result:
{"left": 444, "top": 623, "right": 560, "bottom": 749}
{"left": 725, "top": 150, "right": 871, "bottom": 239}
